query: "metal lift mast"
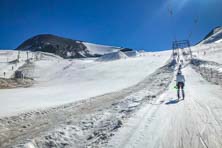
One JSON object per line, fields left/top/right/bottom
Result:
{"left": 172, "top": 40, "right": 193, "bottom": 60}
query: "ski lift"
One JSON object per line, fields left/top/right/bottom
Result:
{"left": 172, "top": 40, "right": 193, "bottom": 60}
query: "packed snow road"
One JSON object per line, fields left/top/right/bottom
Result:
{"left": 108, "top": 65, "right": 222, "bottom": 148}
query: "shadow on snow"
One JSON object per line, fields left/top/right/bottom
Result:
{"left": 165, "top": 98, "right": 184, "bottom": 105}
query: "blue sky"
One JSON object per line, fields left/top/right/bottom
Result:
{"left": 0, "top": 0, "right": 222, "bottom": 51}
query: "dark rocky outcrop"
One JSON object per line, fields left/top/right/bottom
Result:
{"left": 16, "top": 34, "right": 134, "bottom": 59}
{"left": 198, "top": 26, "right": 222, "bottom": 44}
{"left": 15, "top": 34, "right": 92, "bottom": 58}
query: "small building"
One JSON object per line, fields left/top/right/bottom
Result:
{"left": 14, "top": 71, "right": 24, "bottom": 79}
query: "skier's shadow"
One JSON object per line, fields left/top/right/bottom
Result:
{"left": 165, "top": 98, "right": 180, "bottom": 105}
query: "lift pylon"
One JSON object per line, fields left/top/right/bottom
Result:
{"left": 172, "top": 40, "right": 192, "bottom": 61}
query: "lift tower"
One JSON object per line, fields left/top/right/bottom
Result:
{"left": 172, "top": 40, "right": 192, "bottom": 61}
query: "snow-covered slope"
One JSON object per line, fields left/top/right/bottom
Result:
{"left": 96, "top": 51, "right": 128, "bottom": 62}
{"left": 192, "top": 42, "right": 222, "bottom": 64}
{"left": 3, "top": 27, "right": 222, "bottom": 147}
{"left": 199, "top": 26, "right": 222, "bottom": 44}
{"left": 3, "top": 37, "right": 222, "bottom": 147}
{"left": 124, "top": 51, "right": 140, "bottom": 57}
{"left": 0, "top": 50, "right": 171, "bottom": 117}
{"left": 108, "top": 65, "right": 222, "bottom": 148}
{"left": 0, "top": 50, "right": 28, "bottom": 78}
{"left": 83, "top": 42, "right": 122, "bottom": 55}
{"left": 191, "top": 26, "right": 222, "bottom": 64}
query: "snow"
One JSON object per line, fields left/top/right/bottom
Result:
{"left": 199, "top": 26, "right": 222, "bottom": 44}
{"left": 192, "top": 42, "right": 222, "bottom": 64}
{"left": 193, "top": 27, "right": 222, "bottom": 64}
{"left": 124, "top": 51, "right": 140, "bottom": 57}
{"left": 215, "top": 38, "right": 222, "bottom": 43}
{"left": 108, "top": 65, "right": 222, "bottom": 148}
{"left": 2, "top": 37, "right": 222, "bottom": 147}
{"left": 0, "top": 49, "right": 171, "bottom": 117}
{"left": 0, "top": 55, "right": 173, "bottom": 147}
{"left": 83, "top": 42, "right": 122, "bottom": 55}
{"left": 0, "top": 50, "right": 27, "bottom": 78}
{"left": 96, "top": 51, "right": 128, "bottom": 61}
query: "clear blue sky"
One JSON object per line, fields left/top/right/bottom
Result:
{"left": 0, "top": 0, "right": 222, "bottom": 51}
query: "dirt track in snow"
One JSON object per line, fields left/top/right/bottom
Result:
{"left": 0, "top": 61, "right": 174, "bottom": 147}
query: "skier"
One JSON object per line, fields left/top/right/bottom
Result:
{"left": 176, "top": 71, "right": 185, "bottom": 100}
{"left": 178, "top": 64, "right": 182, "bottom": 71}
{"left": 171, "top": 58, "right": 177, "bottom": 67}
{"left": 180, "top": 59, "right": 184, "bottom": 65}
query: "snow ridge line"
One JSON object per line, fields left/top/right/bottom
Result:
{"left": 0, "top": 61, "right": 175, "bottom": 148}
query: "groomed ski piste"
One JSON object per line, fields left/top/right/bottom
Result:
{"left": 1, "top": 40, "right": 222, "bottom": 148}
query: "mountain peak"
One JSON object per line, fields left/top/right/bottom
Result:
{"left": 16, "top": 34, "right": 131, "bottom": 58}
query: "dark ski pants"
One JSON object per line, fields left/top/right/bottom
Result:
{"left": 177, "top": 82, "right": 185, "bottom": 99}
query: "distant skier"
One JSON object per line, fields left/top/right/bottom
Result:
{"left": 180, "top": 59, "right": 184, "bottom": 65}
{"left": 178, "top": 64, "right": 182, "bottom": 71}
{"left": 177, "top": 55, "right": 180, "bottom": 63}
{"left": 176, "top": 71, "right": 185, "bottom": 100}
{"left": 171, "top": 58, "right": 177, "bottom": 67}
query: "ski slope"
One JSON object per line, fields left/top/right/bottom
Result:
{"left": 0, "top": 50, "right": 27, "bottom": 78}
{"left": 193, "top": 42, "right": 222, "bottom": 64}
{"left": 0, "top": 50, "right": 171, "bottom": 117}
{"left": 83, "top": 42, "right": 122, "bottom": 55}
{"left": 106, "top": 41, "right": 222, "bottom": 148}
{"left": 96, "top": 51, "right": 128, "bottom": 61}
{"left": 108, "top": 64, "right": 222, "bottom": 148}
{"left": 1, "top": 37, "right": 222, "bottom": 147}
